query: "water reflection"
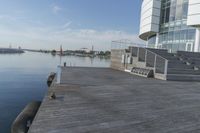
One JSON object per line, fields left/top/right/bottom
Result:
{"left": 0, "top": 51, "right": 110, "bottom": 133}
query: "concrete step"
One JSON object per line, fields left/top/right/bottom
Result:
{"left": 168, "top": 58, "right": 182, "bottom": 62}
{"left": 164, "top": 56, "right": 179, "bottom": 60}
{"left": 168, "top": 63, "right": 193, "bottom": 69}
{"left": 167, "top": 69, "right": 200, "bottom": 75}
{"left": 156, "top": 53, "right": 174, "bottom": 56}
{"left": 187, "top": 57, "right": 200, "bottom": 61}
{"left": 168, "top": 60, "right": 186, "bottom": 64}
{"left": 177, "top": 57, "right": 200, "bottom": 66}
{"left": 167, "top": 74, "right": 200, "bottom": 81}
{"left": 147, "top": 48, "right": 168, "bottom": 54}
{"left": 177, "top": 51, "right": 200, "bottom": 57}
{"left": 147, "top": 48, "right": 178, "bottom": 60}
{"left": 179, "top": 54, "right": 200, "bottom": 58}
{"left": 168, "top": 61, "right": 191, "bottom": 65}
{"left": 168, "top": 66, "right": 193, "bottom": 70}
{"left": 185, "top": 59, "right": 200, "bottom": 65}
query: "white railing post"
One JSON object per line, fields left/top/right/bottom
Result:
{"left": 137, "top": 47, "right": 139, "bottom": 61}
{"left": 145, "top": 49, "right": 147, "bottom": 66}
{"left": 154, "top": 55, "right": 157, "bottom": 73}
{"left": 164, "top": 60, "right": 168, "bottom": 76}
{"left": 56, "top": 65, "right": 61, "bottom": 84}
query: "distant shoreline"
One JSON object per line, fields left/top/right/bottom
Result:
{"left": 0, "top": 48, "right": 24, "bottom": 54}
{"left": 24, "top": 49, "right": 111, "bottom": 58}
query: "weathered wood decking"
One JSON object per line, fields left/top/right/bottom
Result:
{"left": 28, "top": 67, "right": 200, "bottom": 133}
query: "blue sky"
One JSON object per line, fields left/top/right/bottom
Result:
{"left": 0, "top": 0, "right": 144, "bottom": 50}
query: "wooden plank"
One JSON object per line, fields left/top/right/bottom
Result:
{"left": 28, "top": 67, "right": 200, "bottom": 133}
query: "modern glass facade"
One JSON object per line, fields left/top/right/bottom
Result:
{"left": 158, "top": 0, "right": 196, "bottom": 52}
{"left": 140, "top": 0, "right": 200, "bottom": 53}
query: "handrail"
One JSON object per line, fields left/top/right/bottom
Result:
{"left": 111, "top": 40, "right": 144, "bottom": 46}
{"left": 122, "top": 46, "right": 169, "bottom": 75}
{"left": 111, "top": 41, "right": 139, "bottom": 46}
{"left": 146, "top": 49, "right": 169, "bottom": 61}
{"left": 145, "top": 48, "right": 169, "bottom": 75}
{"left": 111, "top": 40, "right": 146, "bottom": 50}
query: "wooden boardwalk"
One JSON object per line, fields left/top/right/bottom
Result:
{"left": 28, "top": 67, "right": 200, "bottom": 133}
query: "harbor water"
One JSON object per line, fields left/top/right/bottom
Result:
{"left": 0, "top": 51, "right": 110, "bottom": 133}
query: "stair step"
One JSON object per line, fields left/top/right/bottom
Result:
{"left": 168, "top": 61, "right": 186, "bottom": 65}
{"left": 168, "top": 65, "right": 193, "bottom": 69}
{"left": 168, "top": 69, "right": 200, "bottom": 75}
{"left": 167, "top": 74, "right": 200, "bottom": 81}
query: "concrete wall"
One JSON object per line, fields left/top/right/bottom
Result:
{"left": 187, "top": 0, "right": 200, "bottom": 52}
{"left": 187, "top": 0, "right": 200, "bottom": 27}
{"left": 111, "top": 48, "right": 147, "bottom": 71}
{"left": 139, "top": 0, "right": 161, "bottom": 40}
{"left": 111, "top": 49, "right": 126, "bottom": 71}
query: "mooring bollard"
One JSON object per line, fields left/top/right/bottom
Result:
{"left": 49, "top": 92, "right": 56, "bottom": 100}
{"left": 11, "top": 101, "right": 41, "bottom": 133}
{"left": 47, "top": 72, "right": 56, "bottom": 87}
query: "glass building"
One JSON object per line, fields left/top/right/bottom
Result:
{"left": 139, "top": 0, "right": 200, "bottom": 53}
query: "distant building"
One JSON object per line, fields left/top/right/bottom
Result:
{"left": 139, "top": 0, "right": 200, "bottom": 52}
{"left": 80, "top": 48, "right": 91, "bottom": 53}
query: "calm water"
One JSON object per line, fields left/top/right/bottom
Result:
{"left": 0, "top": 51, "right": 110, "bottom": 133}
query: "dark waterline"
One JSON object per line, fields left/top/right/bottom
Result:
{"left": 0, "top": 52, "right": 110, "bottom": 133}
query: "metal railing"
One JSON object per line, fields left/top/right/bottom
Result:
{"left": 111, "top": 39, "right": 144, "bottom": 50}
{"left": 146, "top": 49, "right": 168, "bottom": 75}
{"left": 130, "top": 47, "right": 139, "bottom": 57}
{"left": 131, "top": 47, "right": 138, "bottom": 57}
{"left": 146, "top": 50, "right": 156, "bottom": 67}
{"left": 138, "top": 48, "right": 146, "bottom": 62}
{"left": 111, "top": 41, "right": 169, "bottom": 76}
{"left": 155, "top": 56, "right": 166, "bottom": 74}
{"left": 130, "top": 47, "right": 169, "bottom": 75}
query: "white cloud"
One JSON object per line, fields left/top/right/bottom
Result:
{"left": 63, "top": 21, "right": 72, "bottom": 28}
{"left": 0, "top": 15, "right": 17, "bottom": 21}
{"left": 52, "top": 5, "right": 62, "bottom": 14}
{"left": 0, "top": 24, "right": 145, "bottom": 50}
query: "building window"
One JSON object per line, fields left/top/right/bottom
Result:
{"left": 148, "top": 35, "right": 156, "bottom": 48}
{"left": 157, "top": 0, "right": 196, "bottom": 52}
